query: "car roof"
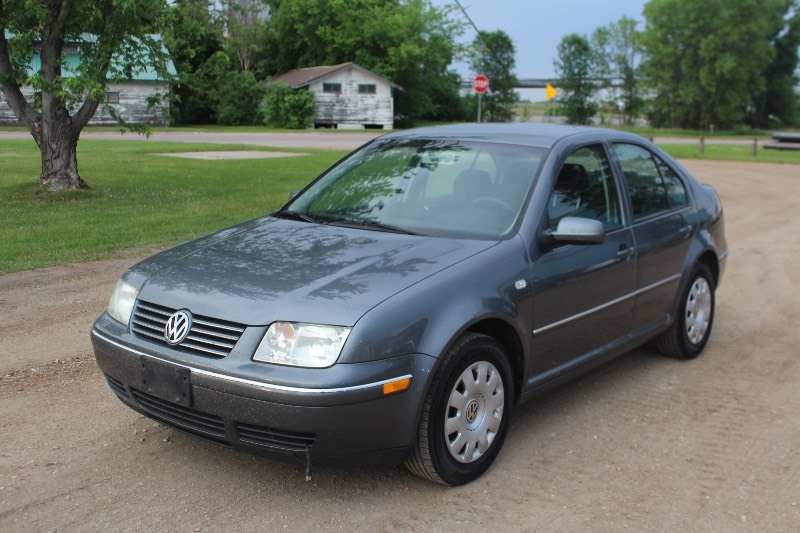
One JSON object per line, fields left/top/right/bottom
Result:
{"left": 378, "top": 123, "right": 611, "bottom": 149}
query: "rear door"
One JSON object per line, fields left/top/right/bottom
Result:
{"left": 611, "top": 143, "right": 694, "bottom": 334}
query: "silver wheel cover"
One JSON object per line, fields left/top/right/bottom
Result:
{"left": 444, "top": 361, "right": 505, "bottom": 464}
{"left": 685, "top": 277, "right": 712, "bottom": 345}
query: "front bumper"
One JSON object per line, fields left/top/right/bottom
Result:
{"left": 91, "top": 316, "right": 436, "bottom": 467}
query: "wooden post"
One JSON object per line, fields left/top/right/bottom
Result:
{"left": 699, "top": 136, "right": 705, "bottom": 154}
{"left": 751, "top": 138, "right": 758, "bottom": 157}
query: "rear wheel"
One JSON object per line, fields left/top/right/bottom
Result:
{"left": 656, "top": 263, "right": 715, "bottom": 359}
{"left": 404, "top": 333, "right": 514, "bottom": 485}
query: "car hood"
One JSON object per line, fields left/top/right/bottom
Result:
{"left": 133, "top": 216, "right": 497, "bottom": 326}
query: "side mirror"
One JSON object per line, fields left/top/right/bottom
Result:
{"left": 550, "top": 216, "right": 606, "bottom": 244}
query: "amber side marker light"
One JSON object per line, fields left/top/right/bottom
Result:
{"left": 383, "top": 377, "right": 411, "bottom": 395}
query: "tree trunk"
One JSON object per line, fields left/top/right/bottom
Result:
{"left": 38, "top": 120, "right": 87, "bottom": 191}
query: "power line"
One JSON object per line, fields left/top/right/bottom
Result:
{"left": 451, "top": 0, "right": 513, "bottom": 75}
{"left": 453, "top": 0, "right": 482, "bottom": 36}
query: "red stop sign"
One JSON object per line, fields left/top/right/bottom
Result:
{"left": 473, "top": 74, "right": 489, "bottom": 93}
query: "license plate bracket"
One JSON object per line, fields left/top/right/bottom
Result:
{"left": 140, "top": 357, "right": 192, "bottom": 406}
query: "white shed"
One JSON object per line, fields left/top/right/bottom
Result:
{"left": 0, "top": 33, "right": 175, "bottom": 127}
{"left": 271, "top": 62, "right": 401, "bottom": 130}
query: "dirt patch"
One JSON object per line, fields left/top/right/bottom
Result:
{"left": 1, "top": 159, "right": 798, "bottom": 531}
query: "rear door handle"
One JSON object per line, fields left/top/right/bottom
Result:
{"left": 679, "top": 224, "right": 693, "bottom": 237}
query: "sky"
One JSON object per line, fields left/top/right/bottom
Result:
{"left": 433, "top": 0, "right": 650, "bottom": 78}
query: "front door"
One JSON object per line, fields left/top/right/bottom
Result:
{"left": 529, "top": 144, "right": 636, "bottom": 382}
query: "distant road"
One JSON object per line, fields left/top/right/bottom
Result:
{"left": 0, "top": 130, "right": 382, "bottom": 151}
{"left": 0, "top": 129, "right": 757, "bottom": 150}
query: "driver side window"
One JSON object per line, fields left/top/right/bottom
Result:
{"left": 548, "top": 145, "right": 622, "bottom": 230}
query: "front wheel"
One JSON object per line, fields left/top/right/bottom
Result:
{"left": 404, "top": 333, "right": 514, "bottom": 485}
{"left": 656, "top": 263, "right": 716, "bottom": 359}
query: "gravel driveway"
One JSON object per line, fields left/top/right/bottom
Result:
{"left": 1, "top": 159, "right": 798, "bottom": 531}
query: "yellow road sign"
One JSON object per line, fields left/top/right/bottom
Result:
{"left": 546, "top": 83, "right": 558, "bottom": 101}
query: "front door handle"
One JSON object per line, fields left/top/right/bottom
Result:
{"left": 617, "top": 245, "right": 635, "bottom": 261}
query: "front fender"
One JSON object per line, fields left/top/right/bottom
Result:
{"left": 341, "top": 236, "right": 532, "bottom": 367}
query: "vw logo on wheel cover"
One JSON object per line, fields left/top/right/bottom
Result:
{"left": 164, "top": 310, "right": 192, "bottom": 345}
{"left": 465, "top": 399, "right": 480, "bottom": 423}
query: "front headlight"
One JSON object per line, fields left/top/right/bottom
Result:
{"left": 253, "top": 322, "right": 351, "bottom": 368}
{"left": 107, "top": 279, "right": 139, "bottom": 325}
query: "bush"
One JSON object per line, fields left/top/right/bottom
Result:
{"left": 263, "top": 82, "right": 315, "bottom": 129}
{"left": 217, "top": 71, "right": 266, "bottom": 125}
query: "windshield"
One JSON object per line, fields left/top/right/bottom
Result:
{"left": 284, "top": 138, "right": 545, "bottom": 239}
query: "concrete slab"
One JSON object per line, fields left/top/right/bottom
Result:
{"left": 152, "top": 150, "right": 308, "bottom": 160}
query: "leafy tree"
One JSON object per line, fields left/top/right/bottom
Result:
{"left": 591, "top": 17, "right": 642, "bottom": 126}
{"left": 186, "top": 50, "right": 265, "bottom": 125}
{"left": 222, "top": 0, "right": 269, "bottom": 73}
{"left": 263, "top": 81, "right": 315, "bottom": 128}
{"left": 0, "top": 0, "right": 171, "bottom": 190}
{"left": 640, "top": 0, "right": 796, "bottom": 130}
{"left": 262, "top": 0, "right": 464, "bottom": 124}
{"left": 752, "top": 2, "right": 800, "bottom": 127}
{"left": 468, "top": 30, "right": 519, "bottom": 122}
{"left": 554, "top": 34, "right": 600, "bottom": 124}
{"left": 218, "top": 70, "right": 266, "bottom": 125}
{"left": 164, "top": 1, "right": 268, "bottom": 126}
{"left": 163, "top": 0, "right": 224, "bottom": 125}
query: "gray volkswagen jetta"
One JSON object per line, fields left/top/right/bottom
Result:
{"left": 92, "top": 124, "right": 727, "bottom": 485}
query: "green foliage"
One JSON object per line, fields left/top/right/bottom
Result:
{"left": 222, "top": 0, "right": 269, "bottom": 73}
{"left": 1, "top": 0, "right": 174, "bottom": 188}
{"left": 753, "top": 3, "right": 800, "bottom": 128}
{"left": 0, "top": 139, "right": 344, "bottom": 273}
{"left": 162, "top": 0, "right": 225, "bottom": 124}
{"left": 263, "top": 81, "right": 315, "bottom": 129}
{"left": 262, "top": 0, "right": 464, "bottom": 124}
{"left": 640, "top": 0, "right": 799, "bottom": 130}
{"left": 554, "top": 34, "right": 600, "bottom": 125}
{"left": 591, "top": 17, "right": 643, "bottom": 126}
{"left": 217, "top": 70, "right": 266, "bottom": 125}
{"left": 1, "top": 0, "right": 173, "bottom": 120}
{"left": 468, "top": 30, "right": 519, "bottom": 122}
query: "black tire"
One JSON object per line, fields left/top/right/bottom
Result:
{"left": 404, "top": 333, "right": 514, "bottom": 485}
{"left": 656, "top": 263, "right": 715, "bottom": 359}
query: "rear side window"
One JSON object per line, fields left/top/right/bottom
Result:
{"left": 656, "top": 157, "right": 688, "bottom": 208}
{"left": 613, "top": 144, "right": 687, "bottom": 220}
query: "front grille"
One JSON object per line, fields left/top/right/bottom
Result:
{"left": 131, "top": 300, "right": 246, "bottom": 358}
{"left": 236, "top": 422, "right": 316, "bottom": 453}
{"left": 132, "top": 388, "right": 228, "bottom": 441}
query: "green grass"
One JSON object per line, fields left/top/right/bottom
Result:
{"left": 2, "top": 134, "right": 798, "bottom": 275}
{"left": 660, "top": 143, "right": 800, "bottom": 164}
{"left": 0, "top": 139, "right": 345, "bottom": 273}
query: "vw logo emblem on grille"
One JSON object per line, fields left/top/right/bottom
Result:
{"left": 164, "top": 310, "right": 192, "bottom": 345}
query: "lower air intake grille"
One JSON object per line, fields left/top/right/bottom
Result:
{"left": 104, "top": 374, "right": 129, "bottom": 401}
{"left": 236, "top": 422, "right": 316, "bottom": 452}
{"left": 132, "top": 389, "right": 228, "bottom": 441}
{"left": 131, "top": 300, "right": 246, "bottom": 358}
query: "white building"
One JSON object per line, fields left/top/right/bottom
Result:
{"left": 271, "top": 62, "right": 401, "bottom": 129}
{"left": 0, "top": 34, "right": 176, "bottom": 126}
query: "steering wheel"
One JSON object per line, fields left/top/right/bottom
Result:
{"left": 467, "top": 197, "right": 516, "bottom": 219}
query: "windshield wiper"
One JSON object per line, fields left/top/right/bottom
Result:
{"left": 273, "top": 209, "right": 320, "bottom": 224}
{"left": 324, "top": 217, "right": 420, "bottom": 235}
